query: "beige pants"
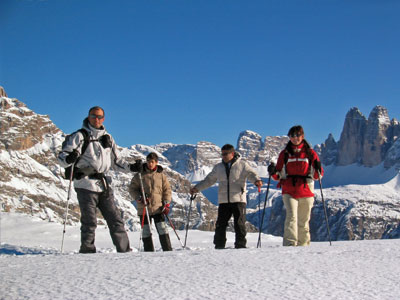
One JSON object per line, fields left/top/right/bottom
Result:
{"left": 282, "top": 194, "right": 314, "bottom": 246}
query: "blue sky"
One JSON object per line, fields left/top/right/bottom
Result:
{"left": 1, "top": 0, "right": 400, "bottom": 148}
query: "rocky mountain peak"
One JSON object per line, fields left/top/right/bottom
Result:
{"left": 0, "top": 95, "right": 61, "bottom": 151}
{"left": 363, "top": 105, "right": 391, "bottom": 167}
{"left": 0, "top": 96, "right": 32, "bottom": 116}
{"left": 0, "top": 86, "right": 7, "bottom": 98}
{"left": 336, "top": 107, "right": 367, "bottom": 166}
{"left": 368, "top": 105, "right": 391, "bottom": 126}
{"left": 237, "top": 130, "right": 263, "bottom": 161}
{"left": 321, "top": 106, "right": 400, "bottom": 168}
{"left": 316, "top": 133, "right": 338, "bottom": 166}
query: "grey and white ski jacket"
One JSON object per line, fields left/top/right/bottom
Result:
{"left": 194, "top": 154, "right": 261, "bottom": 204}
{"left": 58, "top": 118, "right": 130, "bottom": 192}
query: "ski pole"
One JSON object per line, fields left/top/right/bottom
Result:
{"left": 165, "top": 214, "right": 184, "bottom": 249}
{"left": 139, "top": 205, "right": 146, "bottom": 252}
{"left": 318, "top": 171, "right": 332, "bottom": 246}
{"left": 138, "top": 173, "right": 152, "bottom": 232}
{"left": 258, "top": 186, "right": 262, "bottom": 230}
{"left": 257, "top": 175, "right": 271, "bottom": 248}
{"left": 61, "top": 164, "right": 74, "bottom": 253}
{"left": 138, "top": 172, "right": 153, "bottom": 249}
{"left": 184, "top": 194, "right": 196, "bottom": 249}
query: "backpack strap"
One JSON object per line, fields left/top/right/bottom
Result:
{"left": 72, "top": 128, "right": 90, "bottom": 166}
{"left": 76, "top": 128, "right": 90, "bottom": 156}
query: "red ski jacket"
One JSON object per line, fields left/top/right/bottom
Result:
{"left": 272, "top": 142, "right": 324, "bottom": 199}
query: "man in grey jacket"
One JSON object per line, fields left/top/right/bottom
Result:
{"left": 190, "top": 144, "right": 262, "bottom": 249}
{"left": 58, "top": 106, "right": 139, "bottom": 253}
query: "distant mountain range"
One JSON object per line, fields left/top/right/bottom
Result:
{"left": 1, "top": 86, "right": 399, "bottom": 240}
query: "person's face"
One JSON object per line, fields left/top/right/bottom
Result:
{"left": 88, "top": 108, "right": 105, "bottom": 129}
{"left": 289, "top": 132, "right": 304, "bottom": 146}
{"left": 221, "top": 150, "right": 235, "bottom": 163}
{"left": 147, "top": 159, "right": 158, "bottom": 170}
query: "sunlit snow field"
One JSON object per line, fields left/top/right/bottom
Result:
{"left": 1, "top": 213, "right": 399, "bottom": 300}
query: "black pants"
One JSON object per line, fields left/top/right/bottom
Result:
{"left": 76, "top": 188, "right": 130, "bottom": 253}
{"left": 214, "top": 202, "right": 247, "bottom": 249}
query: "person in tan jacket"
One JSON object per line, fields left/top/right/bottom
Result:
{"left": 190, "top": 144, "right": 262, "bottom": 249}
{"left": 129, "top": 152, "right": 172, "bottom": 251}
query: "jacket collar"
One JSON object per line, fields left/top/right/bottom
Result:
{"left": 223, "top": 152, "right": 240, "bottom": 166}
{"left": 82, "top": 117, "right": 106, "bottom": 139}
{"left": 144, "top": 164, "right": 164, "bottom": 173}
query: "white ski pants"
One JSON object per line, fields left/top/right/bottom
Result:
{"left": 282, "top": 194, "right": 314, "bottom": 246}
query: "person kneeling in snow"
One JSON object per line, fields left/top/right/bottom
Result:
{"left": 268, "top": 125, "right": 324, "bottom": 246}
{"left": 129, "top": 152, "right": 173, "bottom": 251}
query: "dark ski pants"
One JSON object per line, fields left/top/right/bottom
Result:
{"left": 214, "top": 202, "right": 247, "bottom": 249}
{"left": 75, "top": 188, "right": 130, "bottom": 253}
{"left": 140, "top": 213, "right": 172, "bottom": 252}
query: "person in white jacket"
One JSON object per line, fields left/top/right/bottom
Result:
{"left": 58, "top": 106, "right": 140, "bottom": 253}
{"left": 190, "top": 144, "right": 262, "bottom": 249}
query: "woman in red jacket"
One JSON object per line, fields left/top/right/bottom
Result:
{"left": 268, "top": 125, "right": 323, "bottom": 246}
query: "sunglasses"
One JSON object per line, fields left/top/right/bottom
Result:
{"left": 289, "top": 133, "right": 302, "bottom": 138}
{"left": 89, "top": 114, "right": 104, "bottom": 120}
{"left": 221, "top": 152, "right": 233, "bottom": 157}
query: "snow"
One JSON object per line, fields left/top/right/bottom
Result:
{"left": 1, "top": 213, "right": 400, "bottom": 300}
{"left": 321, "top": 163, "right": 399, "bottom": 187}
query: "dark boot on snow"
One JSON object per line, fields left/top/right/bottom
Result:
{"left": 159, "top": 234, "right": 172, "bottom": 251}
{"left": 143, "top": 237, "right": 155, "bottom": 252}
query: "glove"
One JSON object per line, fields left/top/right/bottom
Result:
{"left": 137, "top": 194, "right": 149, "bottom": 204}
{"left": 65, "top": 150, "right": 79, "bottom": 164}
{"left": 267, "top": 162, "right": 276, "bottom": 176}
{"left": 314, "top": 160, "right": 322, "bottom": 173}
{"left": 130, "top": 159, "right": 143, "bottom": 172}
{"left": 162, "top": 203, "right": 170, "bottom": 215}
{"left": 99, "top": 134, "right": 112, "bottom": 149}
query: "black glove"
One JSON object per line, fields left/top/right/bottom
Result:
{"left": 130, "top": 159, "right": 143, "bottom": 172}
{"left": 314, "top": 160, "right": 322, "bottom": 173}
{"left": 267, "top": 162, "right": 276, "bottom": 176}
{"left": 99, "top": 134, "right": 112, "bottom": 149}
{"left": 65, "top": 150, "right": 79, "bottom": 164}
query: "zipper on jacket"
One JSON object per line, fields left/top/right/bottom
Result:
{"left": 224, "top": 162, "right": 231, "bottom": 203}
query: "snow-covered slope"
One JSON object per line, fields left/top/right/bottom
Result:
{"left": 1, "top": 213, "right": 399, "bottom": 300}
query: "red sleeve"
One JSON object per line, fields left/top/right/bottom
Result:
{"left": 272, "top": 151, "right": 285, "bottom": 180}
{"left": 310, "top": 150, "right": 324, "bottom": 179}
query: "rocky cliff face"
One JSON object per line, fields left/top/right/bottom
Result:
{"left": 362, "top": 106, "right": 392, "bottom": 167}
{"left": 0, "top": 86, "right": 7, "bottom": 97}
{"left": 0, "top": 98, "right": 61, "bottom": 151}
{"left": 236, "top": 130, "right": 289, "bottom": 167}
{"left": 336, "top": 107, "right": 366, "bottom": 166}
{"left": 152, "top": 141, "right": 222, "bottom": 182}
{"left": 319, "top": 106, "right": 400, "bottom": 168}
